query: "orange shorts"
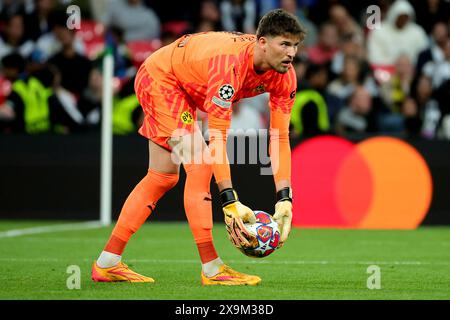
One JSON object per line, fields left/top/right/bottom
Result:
{"left": 135, "top": 62, "right": 197, "bottom": 151}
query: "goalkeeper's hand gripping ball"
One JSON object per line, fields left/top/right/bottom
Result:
{"left": 220, "top": 188, "right": 258, "bottom": 250}
{"left": 272, "top": 187, "right": 293, "bottom": 248}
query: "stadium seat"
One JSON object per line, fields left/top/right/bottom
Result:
{"left": 162, "top": 21, "right": 190, "bottom": 37}
{"left": 75, "top": 20, "right": 106, "bottom": 60}
{"left": 126, "top": 39, "right": 161, "bottom": 68}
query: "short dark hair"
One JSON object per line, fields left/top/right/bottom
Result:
{"left": 49, "top": 10, "right": 71, "bottom": 29}
{"left": 1, "top": 53, "right": 25, "bottom": 73}
{"left": 256, "top": 9, "right": 307, "bottom": 41}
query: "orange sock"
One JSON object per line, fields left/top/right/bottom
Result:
{"left": 197, "top": 241, "right": 219, "bottom": 264}
{"left": 104, "top": 168, "right": 179, "bottom": 255}
{"left": 184, "top": 163, "right": 218, "bottom": 263}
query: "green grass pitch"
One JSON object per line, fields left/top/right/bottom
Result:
{"left": 0, "top": 221, "right": 449, "bottom": 300}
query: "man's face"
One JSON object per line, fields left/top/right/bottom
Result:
{"left": 54, "top": 25, "right": 74, "bottom": 47}
{"left": 319, "top": 25, "right": 338, "bottom": 49}
{"left": 330, "top": 5, "right": 348, "bottom": 28}
{"left": 37, "top": 0, "right": 54, "bottom": 13}
{"left": 395, "top": 14, "right": 410, "bottom": 29}
{"left": 351, "top": 88, "right": 372, "bottom": 115}
{"left": 432, "top": 23, "right": 448, "bottom": 47}
{"left": 260, "top": 34, "right": 300, "bottom": 74}
{"left": 7, "top": 16, "right": 24, "bottom": 42}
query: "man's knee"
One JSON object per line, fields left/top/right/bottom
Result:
{"left": 142, "top": 168, "right": 179, "bottom": 194}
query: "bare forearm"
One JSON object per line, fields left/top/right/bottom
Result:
{"left": 275, "top": 179, "right": 290, "bottom": 192}
{"left": 217, "top": 179, "right": 232, "bottom": 192}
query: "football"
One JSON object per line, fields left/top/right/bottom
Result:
{"left": 239, "top": 210, "right": 280, "bottom": 258}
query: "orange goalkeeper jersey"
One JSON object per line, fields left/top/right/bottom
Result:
{"left": 138, "top": 31, "right": 296, "bottom": 183}
{"left": 142, "top": 31, "right": 296, "bottom": 121}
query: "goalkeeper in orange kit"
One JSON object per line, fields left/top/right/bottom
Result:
{"left": 92, "top": 9, "right": 306, "bottom": 285}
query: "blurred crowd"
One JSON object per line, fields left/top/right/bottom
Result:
{"left": 0, "top": 0, "right": 449, "bottom": 140}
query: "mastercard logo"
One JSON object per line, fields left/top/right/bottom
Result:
{"left": 291, "top": 136, "right": 433, "bottom": 229}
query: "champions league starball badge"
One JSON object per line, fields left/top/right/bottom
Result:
{"left": 218, "top": 84, "right": 235, "bottom": 101}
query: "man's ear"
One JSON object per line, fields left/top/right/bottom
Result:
{"left": 257, "top": 36, "right": 268, "bottom": 52}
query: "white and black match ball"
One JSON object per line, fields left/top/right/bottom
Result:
{"left": 218, "top": 84, "right": 235, "bottom": 101}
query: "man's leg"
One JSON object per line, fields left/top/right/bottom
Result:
{"left": 92, "top": 140, "right": 179, "bottom": 282}
{"left": 169, "top": 130, "right": 221, "bottom": 275}
{"left": 169, "top": 130, "right": 261, "bottom": 286}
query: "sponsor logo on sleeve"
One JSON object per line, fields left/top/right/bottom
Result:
{"left": 212, "top": 96, "right": 232, "bottom": 108}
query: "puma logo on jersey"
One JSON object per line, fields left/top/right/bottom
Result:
{"left": 255, "top": 84, "right": 266, "bottom": 93}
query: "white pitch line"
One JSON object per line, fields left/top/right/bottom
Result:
{"left": 0, "top": 221, "right": 104, "bottom": 239}
{"left": 123, "top": 259, "right": 450, "bottom": 266}
{"left": 0, "top": 257, "right": 449, "bottom": 266}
